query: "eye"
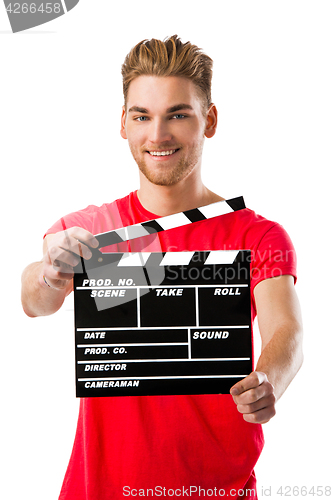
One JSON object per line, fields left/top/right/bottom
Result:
{"left": 135, "top": 116, "right": 148, "bottom": 122}
{"left": 172, "top": 114, "right": 186, "bottom": 119}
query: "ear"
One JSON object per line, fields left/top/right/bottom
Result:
{"left": 204, "top": 104, "right": 218, "bottom": 139}
{"left": 120, "top": 106, "right": 127, "bottom": 139}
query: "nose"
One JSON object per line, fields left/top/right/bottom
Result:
{"left": 148, "top": 118, "right": 173, "bottom": 145}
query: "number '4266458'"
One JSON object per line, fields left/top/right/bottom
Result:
{"left": 277, "top": 485, "right": 331, "bottom": 496}
{"left": 6, "top": 3, "right": 61, "bottom": 14}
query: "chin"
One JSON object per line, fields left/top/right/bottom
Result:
{"left": 138, "top": 160, "right": 195, "bottom": 187}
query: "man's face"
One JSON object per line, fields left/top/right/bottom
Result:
{"left": 120, "top": 76, "right": 216, "bottom": 187}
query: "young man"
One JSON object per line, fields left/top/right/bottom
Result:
{"left": 21, "top": 35, "right": 303, "bottom": 499}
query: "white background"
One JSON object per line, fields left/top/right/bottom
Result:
{"left": 1, "top": 1, "right": 332, "bottom": 498}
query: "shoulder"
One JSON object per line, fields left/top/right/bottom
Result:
{"left": 242, "top": 208, "right": 294, "bottom": 251}
{"left": 238, "top": 208, "right": 297, "bottom": 287}
{"left": 227, "top": 204, "right": 297, "bottom": 275}
{"left": 233, "top": 207, "right": 278, "bottom": 236}
{"left": 222, "top": 206, "right": 293, "bottom": 252}
{"left": 44, "top": 192, "right": 134, "bottom": 237}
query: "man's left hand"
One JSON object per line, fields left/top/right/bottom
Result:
{"left": 230, "top": 371, "right": 276, "bottom": 424}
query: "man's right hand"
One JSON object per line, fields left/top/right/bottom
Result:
{"left": 42, "top": 227, "right": 99, "bottom": 291}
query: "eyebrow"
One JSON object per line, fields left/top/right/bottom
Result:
{"left": 128, "top": 104, "right": 194, "bottom": 114}
{"left": 166, "top": 104, "right": 194, "bottom": 113}
{"left": 128, "top": 106, "right": 149, "bottom": 114}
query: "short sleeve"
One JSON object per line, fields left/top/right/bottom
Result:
{"left": 43, "top": 203, "right": 134, "bottom": 253}
{"left": 43, "top": 207, "right": 97, "bottom": 238}
{"left": 251, "top": 223, "right": 297, "bottom": 292}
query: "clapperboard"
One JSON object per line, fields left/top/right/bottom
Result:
{"left": 74, "top": 197, "right": 252, "bottom": 397}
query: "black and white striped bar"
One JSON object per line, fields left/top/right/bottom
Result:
{"left": 83, "top": 249, "right": 242, "bottom": 270}
{"left": 94, "top": 196, "right": 245, "bottom": 250}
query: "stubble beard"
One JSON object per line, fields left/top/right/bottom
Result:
{"left": 129, "top": 141, "right": 205, "bottom": 187}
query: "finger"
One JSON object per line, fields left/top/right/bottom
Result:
{"left": 232, "top": 383, "right": 268, "bottom": 406}
{"left": 47, "top": 246, "right": 81, "bottom": 268}
{"left": 44, "top": 229, "right": 99, "bottom": 264}
{"left": 241, "top": 404, "right": 276, "bottom": 424}
{"left": 60, "top": 237, "right": 93, "bottom": 260}
{"left": 53, "top": 270, "right": 75, "bottom": 281}
{"left": 62, "top": 243, "right": 91, "bottom": 263}
{"left": 58, "top": 248, "right": 82, "bottom": 267}
{"left": 65, "top": 228, "right": 99, "bottom": 249}
{"left": 47, "top": 262, "right": 75, "bottom": 280}
{"left": 230, "top": 371, "right": 266, "bottom": 396}
{"left": 48, "top": 236, "right": 92, "bottom": 263}
{"left": 236, "top": 393, "right": 276, "bottom": 415}
{"left": 61, "top": 230, "right": 91, "bottom": 259}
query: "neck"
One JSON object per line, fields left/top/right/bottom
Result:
{"left": 137, "top": 170, "right": 224, "bottom": 216}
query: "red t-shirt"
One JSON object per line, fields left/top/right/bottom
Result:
{"left": 46, "top": 191, "right": 297, "bottom": 500}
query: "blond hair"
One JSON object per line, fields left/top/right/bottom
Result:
{"left": 121, "top": 35, "right": 213, "bottom": 110}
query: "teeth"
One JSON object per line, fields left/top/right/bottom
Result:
{"left": 149, "top": 149, "right": 177, "bottom": 156}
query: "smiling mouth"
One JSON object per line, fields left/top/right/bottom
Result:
{"left": 147, "top": 149, "right": 180, "bottom": 156}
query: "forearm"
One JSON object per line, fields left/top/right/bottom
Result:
{"left": 256, "top": 320, "right": 303, "bottom": 401}
{"left": 21, "top": 262, "right": 69, "bottom": 317}
{"left": 231, "top": 276, "right": 303, "bottom": 423}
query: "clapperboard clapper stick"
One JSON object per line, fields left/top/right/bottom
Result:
{"left": 73, "top": 196, "right": 253, "bottom": 398}
{"left": 93, "top": 196, "right": 245, "bottom": 254}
